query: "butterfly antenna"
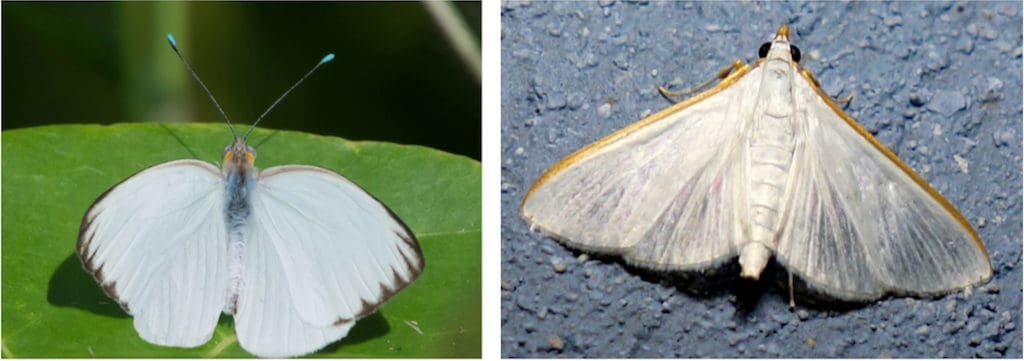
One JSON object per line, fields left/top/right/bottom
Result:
{"left": 242, "top": 53, "right": 335, "bottom": 141}
{"left": 166, "top": 33, "right": 239, "bottom": 140}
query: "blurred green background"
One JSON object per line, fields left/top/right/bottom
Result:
{"left": 2, "top": 2, "right": 481, "bottom": 160}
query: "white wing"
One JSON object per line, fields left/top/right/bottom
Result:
{"left": 775, "top": 76, "right": 992, "bottom": 300}
{"left": 77, "top": 159, "right": 227, "bottom": 347}
{"left": 234, "top": 165, "right": 423, "bottom": 358}
{"left": 521, "top": 65, "right": 764, "bottom": 270}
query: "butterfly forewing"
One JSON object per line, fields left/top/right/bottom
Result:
{"left": 77, "top": 160, "right": 228, "bottom": 347}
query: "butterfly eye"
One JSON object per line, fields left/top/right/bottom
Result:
{"left": 758, "top": 42, "right": 771, "bottom": 58}
{"left": 790, "top": 45, "right": 802, "bottom": 63}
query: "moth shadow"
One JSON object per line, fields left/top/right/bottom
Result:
{"left": 596, "top": 254, "right": 872, "bottom": 315}
{"left": 760, "top": 262, "right": 874, "bottom": 313}
{"left": 48, "top": 253, "right": 129, "bottom": 318}
{"left": 619, "top": 258, "right": 768, "bottom": 316}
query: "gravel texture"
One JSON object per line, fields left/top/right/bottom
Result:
{"left": 500, "top": 1, "right": 1022, "bottom": 358}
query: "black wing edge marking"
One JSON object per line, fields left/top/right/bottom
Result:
{"left": 332, "top": 194, "right": 426, "bottom": 326}
{"left": 333, "top": 187, "right": 424, "bottom": 326}
{"left": 75, "top": 160, "right": 219, "bottom": 314}
{"left": 78, "top": 224, "right": 129, "bottom": 312}
{"left": 76, "top": 169, "right": 137, "bottom": 314}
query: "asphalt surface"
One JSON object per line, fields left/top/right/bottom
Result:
{"left": 500, "top": 1, "right": 1022, "bottom": 357}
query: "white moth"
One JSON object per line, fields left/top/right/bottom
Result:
{"left": 520, "top": 25, "right": 991, "bottom": 301}
{"left": 77, "top": 34, "right": 424, "bottom": 357}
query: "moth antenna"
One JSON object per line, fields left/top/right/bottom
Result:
{"left": 243, "top": 53, "right": 335, "bottom": 141}
{"left": 166, "top": 33, "right": 239, "bottom": 140}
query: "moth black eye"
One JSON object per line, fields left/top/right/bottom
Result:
{"left": 790, "top": 45, "right": 802, "bottom": 63}
{"left": 758, "top": 42, "right": 771, "bottom": 58}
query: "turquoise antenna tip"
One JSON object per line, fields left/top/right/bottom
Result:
{"left": 321, "top": 53, "right": 335, "bottom": 64}
{"left": 166, "top": 33, "right": 177, "bottom": 47}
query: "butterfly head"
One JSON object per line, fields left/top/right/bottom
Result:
{"left": 223, "top": 138, "right": 256, "bottom": 169}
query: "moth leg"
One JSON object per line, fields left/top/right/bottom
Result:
{"left": 659, "top": 60, "right": 746, "bottom": 102}
{"left": 788, "top": 272, "right": 796, "bottom": 310}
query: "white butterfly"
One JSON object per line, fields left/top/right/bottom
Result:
{"left": 76, "top": 34, "right": 424, "bottom": 357}
{"left": 521, "top": 25, "right": 990, "bottom": 302}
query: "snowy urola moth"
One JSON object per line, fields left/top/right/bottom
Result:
{"left": 520, "top": 25, "right": 991, "bottom": 301}
{"left": 76, "top": 34, "right": 424, "bottom": 357}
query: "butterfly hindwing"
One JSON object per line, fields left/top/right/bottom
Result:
{"left": 234, "top": 165, "right": 424, "bottom": 357}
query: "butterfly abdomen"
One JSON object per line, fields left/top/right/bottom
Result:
{"left": 224, "top": 162, "right": 255, "bottom": 314}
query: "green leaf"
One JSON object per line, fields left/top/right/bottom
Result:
{"left": 1, "top": 123, "right": 481, "bottom": 358}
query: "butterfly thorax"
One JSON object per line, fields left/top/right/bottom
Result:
{"left": 222, "top": 139, "right": 257, "bottom": 223}
{"left": 222, "top": 139, "right": 257, "bottom": 314}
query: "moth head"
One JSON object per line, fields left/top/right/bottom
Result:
{"left": 758, "top": 24, "right": 801, "bottom": 63}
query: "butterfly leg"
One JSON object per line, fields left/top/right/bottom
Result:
{"left": 659, "top": 60, "right": 746, "bottom": 102}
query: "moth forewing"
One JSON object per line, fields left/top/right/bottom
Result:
{"left": 521, "top": 63, "right": 759, "bottom": 267}
{"left": 771, "top": 67, "right": 991, "bottom": 300}
{"left": 520, "top": 24, "right": 991, "bottom": 302}
{"left": 799, "top": 67, "right": 987, "bottom": 256}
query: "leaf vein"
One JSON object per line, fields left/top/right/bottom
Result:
{"left": 204, "top": 334, "right": 237, "bottom": 357}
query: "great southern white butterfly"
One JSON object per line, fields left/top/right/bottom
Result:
{"left": 521, "top": 25, "right": 991, "bottom": 302}
{"left": 76, "top": 34, "right": 424, "bottom": 357}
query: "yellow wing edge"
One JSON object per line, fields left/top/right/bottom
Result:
{"left": 521, "top": 60, "right": 754, "bottom": 210}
